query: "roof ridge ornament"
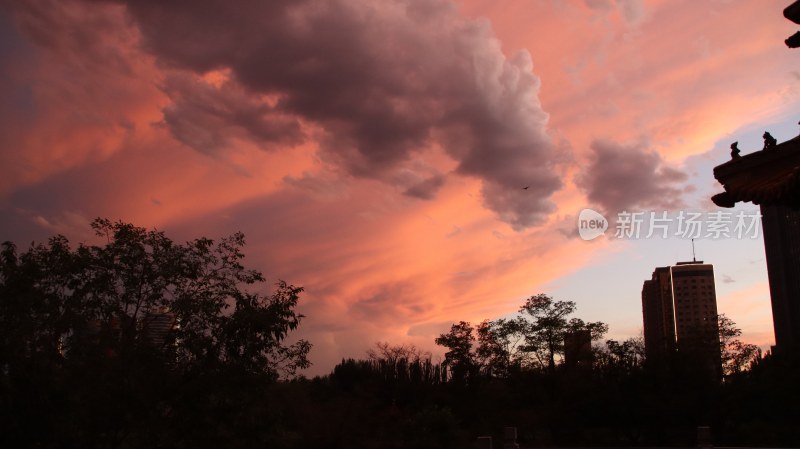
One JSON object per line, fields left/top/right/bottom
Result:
{"left": 763, "top": 132, "right": 777, "bottom": 150}
{"left": 730, "top": 142, "right": 741, "bottom": 159}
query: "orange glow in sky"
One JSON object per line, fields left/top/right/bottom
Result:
{"left": 1, "top": 0, "right": 796, "bottom": 374}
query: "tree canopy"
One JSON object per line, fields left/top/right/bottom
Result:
{"left": 0, "top": 219, "right": 310, "bottom": 447}
{"left": 717, "top": 313, "right": 760, "bottom": 378}
{"left": 1, "top": 220, "right": 789, "bottom": 448}
{"left": 435, "top": 294, "right": 609, "bottom": 379}
{"left": 1, "top": 218, "right": 310, "bottom": 378}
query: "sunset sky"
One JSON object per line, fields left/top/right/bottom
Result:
{"left": 1, "top": 0, "right": 798, "bottom": 375}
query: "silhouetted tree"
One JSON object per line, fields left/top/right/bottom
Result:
{"left": 475, "top": 319, "right": 509, "bottom": 377}
{"left": 596, "top": 337, "right": 645, "bottom": 374}
{"left": 475, "top": 318, "right": 527, "bottom": 377}
{"left": 519, "top": 294, "right": 607, "bottom": 372}
{"left": 0, "top": 219, "right": 310, "bottom": 447}
{"left": 367, "top": 341, "right": 431, "bottom": 364}
{"left": 717, "top": 314, "right": 760, "bottom": 378}
{"left": 566, "top": 318, "right": 609, "bottom": 341}
{"left": 435, "top": 321, "right": 478, "bottom": 382}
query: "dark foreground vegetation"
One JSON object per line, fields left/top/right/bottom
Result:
{"left": 1, "top": 220, "right": 798, "bottom": 448}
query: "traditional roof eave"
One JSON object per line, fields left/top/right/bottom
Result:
{"left": 786, "top": 0, "right": 800, "bottom": 25}
{"left": 712, "top": 135, "right": 800, "bottom": 209}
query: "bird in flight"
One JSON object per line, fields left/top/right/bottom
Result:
{"left": 522, "top": 186, "right": 529, "bottom": 190}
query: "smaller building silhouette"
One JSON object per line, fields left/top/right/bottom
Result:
{"left": 563, "top": 329, "right": 593, "bottom": 368}
{"left": 142, "top": 310, "right": 177, "bottom": 348}
{"left": 642, "top": 266, "right": 675, "bottom": 362}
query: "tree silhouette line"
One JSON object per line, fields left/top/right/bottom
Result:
{"left": 1, "top": 220, "right": 797, "bottom": 448}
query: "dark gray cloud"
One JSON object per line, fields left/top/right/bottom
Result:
{"left": 576, "top": 139, "right": 688, "bottom": 215}
{"left": 76, "top": 0, "right": 561, "bottom": 228}
{"left": 403, "top": 174, "right": 445, "bottom": 200}
{"left": 583, "top": 0, "right": 613, "bottom": 11}
{"left": 616, "top": 0, "right": 646, "bottom": 25}
{"left": 446, "top": 225, "right": 462, "bottom": 238}
{"left": 349, "top": 281, "right": 434, "bottom": 323}
{"left": 406, "top": 320, "right": 453, "bottom": 338}
{"left": 721, "top": 274, "right": 735, "bottom": 284}
{"left": 582, "top": 0, "right": 646, "bottom": 25}
{"left": 6, "top": 0, "right": 133, "bottom": 72}
{"left": 0, "top": 1, "right": 146, "bottom": 194}
{"left": 283, "top": 171, "right": 350, "bottom": 200}
{"left": 161, "top": 74, "right": 304, "bottom": 155}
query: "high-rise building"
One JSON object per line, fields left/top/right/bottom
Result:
{"left": 641, "top": 261, "right": 721, "bottom": 372}
{"left": 642, "top": 267, "right": 674, "bottom": 362}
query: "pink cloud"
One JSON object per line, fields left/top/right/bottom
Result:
{"left": 0, "top": 0, "right": 164, "bottom": 195}
{"left": 576, "top": 138, "right": 688, "bottom": 215}
{"left": 0, "top": 0, "right": 792, "bottom": 375}
{"left": 68, "top": 0, "right": 564, "bottom": 229}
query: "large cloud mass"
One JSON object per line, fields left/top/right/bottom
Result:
{"left": 65, "top": 0, "right": 560, "bottom": 229}
{"left": 576, "top": 139, "right": 687, "bottom": 215}
{"left": 0, "top": 0, "right": 786, "bottom": 374}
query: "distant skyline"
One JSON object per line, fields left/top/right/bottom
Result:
{"left": 1, "top": 0, "right": 798, "bottom": 375}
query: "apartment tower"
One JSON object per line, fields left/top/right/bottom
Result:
{"left": 642, "top": 261, "right": 721, "bottom": 372}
